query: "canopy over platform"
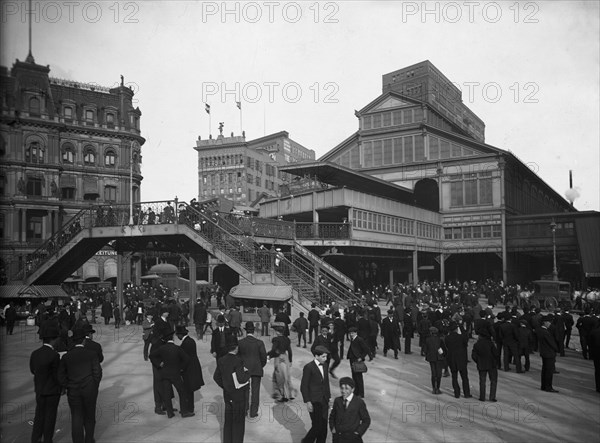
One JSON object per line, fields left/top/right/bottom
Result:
{"left": 229, "top": 284, "right": 292, "bottom": 301}
{"left": 0, "top": 285, "right": 70, "bottom": 299}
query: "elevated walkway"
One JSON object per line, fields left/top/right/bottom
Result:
{"left": 11, "top": 201, "right": 360, "bottom": 310}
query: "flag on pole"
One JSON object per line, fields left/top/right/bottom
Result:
{"left": 236, "top": 101, "right": 242, "bottom": 110}
{"left": 205, "top": 103, "right": 211, "bottom": 114}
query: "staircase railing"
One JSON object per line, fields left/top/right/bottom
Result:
{"left": 12, "top": 208, "right": 89, "bottom": 281}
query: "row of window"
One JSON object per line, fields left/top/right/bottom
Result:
{"left": 20, "top": 177, "right": 119, "bottom": 202}
{"left": 25, "top": 142, "right": 120, "bottom": 167}
{"left": 352, "top": 209, "right": 415, "bottom": 236}
{"left": 28, "top": 97, "right": 139, "bottom": 129}
{"left": 444, "top": 225, "right": 502, "bottom": 240}
{"left": 362, "top": 107, "right": 424, "bottom": 130}
{"left": 449, "top": 174, "right": 493, "bottom": 207}
{"left": 362, "top": 135, "right": 426, "bottom": 168}
{"left": 429, "top": 136, "right": 477, "bottom": 160}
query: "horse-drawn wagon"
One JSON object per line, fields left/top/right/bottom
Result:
{"left": 518, "top": 280, "right": 572, "bottom": 311}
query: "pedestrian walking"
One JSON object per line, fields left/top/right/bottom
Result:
{"left": 237, "top": 321, "right": 267, "bottom": 418}
{"left": 58, "top": 328, "right": 102, "bottom": 443}
{"left": 471, "top": 329, "right": 498, "bottom": 402}
{"left": 213, "top": 335, "right": 250, "bottom": 443}
{"left": 301, "top": 346, "right": 331, "bottom": 443}
{"left": 30, "top": 326, "right": 61, "bottom": 443}
{"left": 423, "top": 326, "right": 446, "bottom": 395}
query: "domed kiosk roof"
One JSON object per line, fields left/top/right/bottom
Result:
{"left": 148, "top": 263, "right": 179, "bottom": 275}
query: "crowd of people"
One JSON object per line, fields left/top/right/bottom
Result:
{"left": 15, "top": 278, "right": 600, "bottom": 443}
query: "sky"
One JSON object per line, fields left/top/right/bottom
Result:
{"left": 1, "top": 0, "right": 599, "bottom": 211}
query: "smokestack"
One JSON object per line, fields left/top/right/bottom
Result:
{"left": 569, "top": 170, "right": 573, "bottom": 189}
{"left": 564, "top": 170, "right": 579, "bottom": 207}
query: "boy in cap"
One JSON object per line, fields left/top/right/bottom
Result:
{"left": 329, "top": 377, "right": 371, "bottom": 443}
{"left": 30, "top": 326, "right": 62, "bottom": 443}
{"left": 301, "top": 345, "right": 331, "bottom": 443}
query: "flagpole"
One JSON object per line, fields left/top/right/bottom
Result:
{"left": 129, "top": 141, "right": 134, "bottom": 225}
{"left": 238, "top": 102, "right": 243, "bottom": 135}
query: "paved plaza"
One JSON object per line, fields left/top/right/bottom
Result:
{"left": 1, "top": 303, "right": 599, "bottom": 443}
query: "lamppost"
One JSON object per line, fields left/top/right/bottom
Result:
{"left": 550, "top": 219, "right": 558, "bottom": 281}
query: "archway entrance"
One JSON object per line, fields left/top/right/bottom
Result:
{"left": 414, "top": 178, "right": 439, "bottom": 212}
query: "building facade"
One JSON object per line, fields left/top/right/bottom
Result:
{"left": 263, "top": 60, "right": 596, "bottom": 287}
{"left": 195, "top": 131, "right": 315, "bottom": 206}
{"left": 0, "top": 54, "right": 144, "bottom": 283}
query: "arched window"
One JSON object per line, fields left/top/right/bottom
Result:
{"left": 25, "top": 140, "right": 44, "bottom": 164}
{"left": 29, "top": 97, "right": 40, "bottom": 116}
{"left": 83, "top": 146, "right": 96, "bottom": 165}
{"left": 104, "top": 149, "right": 116, "bottom": 167}
{"left": 106, "top": 112, "right": 115, "bottom": 128}
{"left": 62, "top": 143, "right": 75, "bottom": 164}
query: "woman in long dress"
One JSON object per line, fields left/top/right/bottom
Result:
{"left": 267, "top": 324, "right": 295, "bottom": 402}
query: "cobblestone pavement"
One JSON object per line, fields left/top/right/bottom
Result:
{"left": 1, "top": 303, "right": 599, "bottom": 443}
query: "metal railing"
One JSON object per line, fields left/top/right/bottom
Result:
{"left": 12, "top": 200, "right": 359, "bottom": 307}
{"left": 295, "top": 222, "right": 351, "bottom": 240}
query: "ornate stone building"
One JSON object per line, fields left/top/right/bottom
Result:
{"left": 0, "top": 53, "right": 145, "bottom": 282}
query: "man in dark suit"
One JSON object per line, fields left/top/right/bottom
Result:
{"left": 5, "top": 302, "right": 17, "bottom": 334}
{"left": 301, "top": 346, "right": 331, "bottom": 443}
{"left": 81, "top": 324, "right": 104, "bottom": 364}
{"left": 347, "top": 327, "right": 370, "bottom": 399}
{"left": 30, "top": 325, "right": 62, "bottom": 443}
{"left": 332, "top": 311, "right": 347, "bottom": 358}
{"left": 311, "top": 326, "right": 340, "bottom": 378}
{"left": 149, "top": 307, "right": 173, "bottom": 415}
{"left": 471, "top": 329, "right": 498, "bottom": 402}
{"left": 214, "top": 334, "right": 250, "bottom": 443}
{"left": 175, "top": 325, "right": 204, "bottom": 416}
{"left": 58, "top": 329, "right": 102, "bottom": 443}
{"left": 537, "top": 315, "right": 559, "bottom": 392}
{"left": 329, "top": 377, "right": 371, "bottom": 443}
{"left": 589, "top": 323, "right": 600, "bottom": 393}
{"left": 498, "top": 316, "right": 522, "bottom": 372}
{"left": 211, "top": 314, "right": 235, "bottom": 359}
{"left": 149, "top": 329, "right": 191, "bottom": 418}
{"left": 445, "top": 321, "right": 472, "bottom": 399}
{"left": 237, "top": 321, "right": 267, "bottom": 418}
{"left": 308, "top": 303, "right": 321, "bottom": 344}
{"left": 381, "top": 309, "right": 401, "bottom": 359}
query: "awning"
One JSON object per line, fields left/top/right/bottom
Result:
{"left": 575, "top": 216, "right": 600, "bottom": 278}
{"left": 0, "top": 285, "right": 70, "bottom": 299}
{"left": 103, "top": 259, "right": 117, "bottom": 280}
{"left": 229, "top": 284, "right": 292, "bottom": 301}
{"left": 141, "top": 274, "right": 161, "bottom": 280}
{"left": 83, "top": 261, "right": 99, "bottom": 280}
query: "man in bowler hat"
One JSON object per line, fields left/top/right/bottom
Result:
{"left": 175, "top": 325, "right": 204, "bottom": 416}
{"left": 237, "top": 321, "right": 267, "bottom": 418}
{"left": 214, "top": 334, "right": 250, "bottom": 443}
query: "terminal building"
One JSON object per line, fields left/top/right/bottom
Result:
{"left": 257, "top": 61, "right": 599, "bottom": 289}
{"left": 0, "top": 52, "right": 144, "bottom": 284}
